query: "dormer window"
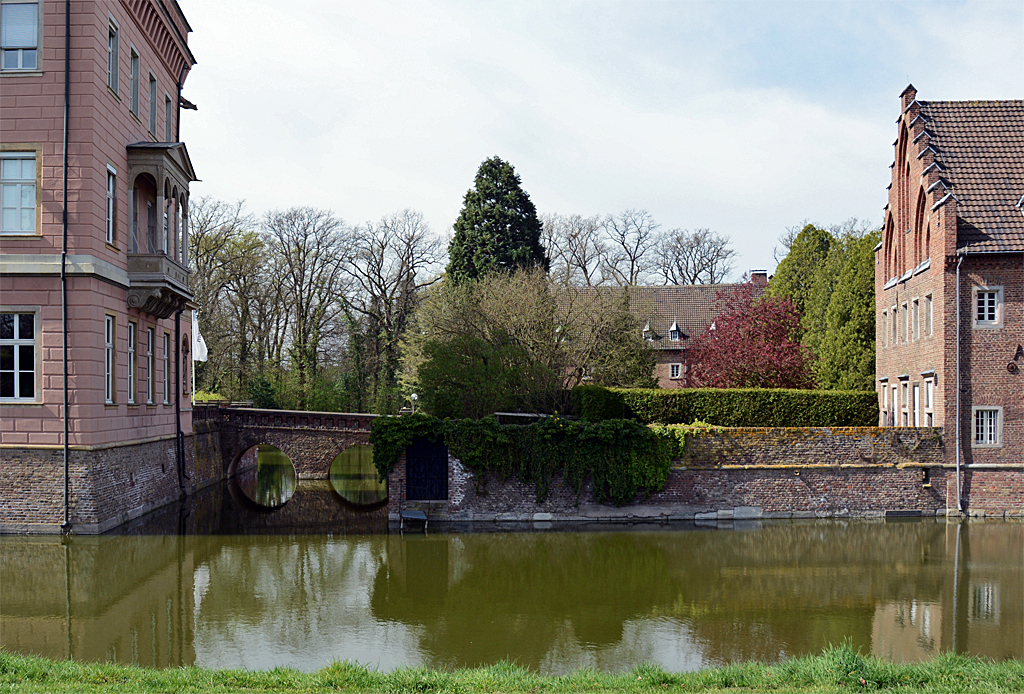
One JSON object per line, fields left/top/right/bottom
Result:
{"left": 642, "top": 322, "right": 652, "bottom": 341}
{"left": 669, "top": 320, "right": 680, "bottom": 342}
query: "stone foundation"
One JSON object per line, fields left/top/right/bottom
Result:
{"left": 0, "top": 423, "right": 223, "bottom": 534}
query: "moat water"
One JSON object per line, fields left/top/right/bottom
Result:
{"left": 0, "top": 455, "right": 1021, "bottom": 674}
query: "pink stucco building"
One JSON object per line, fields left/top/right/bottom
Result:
{"left": 1, "top": 0, "right": 199, "bottom": 532}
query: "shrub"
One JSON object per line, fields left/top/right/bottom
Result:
{"left": 370, "top": 414, "right": 676, "bottom": 505}
{"left": 572, "top": 386, "right": 878, "bottom": 427}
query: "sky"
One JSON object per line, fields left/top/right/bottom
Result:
{"left": 177, "top": 0, "right": 1023, "bottom": 279}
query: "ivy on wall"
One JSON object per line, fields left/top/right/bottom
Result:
{"left": 369, "top": 414, "right": 676, "bottom": 506}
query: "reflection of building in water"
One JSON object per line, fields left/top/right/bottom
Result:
{"left": 872, "top": 601, "right": 941, "bottom": 661}
{"left": 872, "top": 522, "right": 1022, "bottom": 663}
{"left": 0, "top": 536, "right": 198, "bottom": 667}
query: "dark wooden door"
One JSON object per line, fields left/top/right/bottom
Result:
{"left": 405, "top": 437, "right": 448, "bottom": 501}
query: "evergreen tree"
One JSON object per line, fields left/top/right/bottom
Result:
{"left": 768, "top": 223, "right": 833, "bottom": 317}
{"left": 446, "top": 157, "right": 548, "bottom": 284}
{"left": 815, "top": 230, "right": 880, "bottom": 390}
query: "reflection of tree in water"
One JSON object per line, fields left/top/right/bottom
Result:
{"left": 192, "top": 535, "right": 387, "bottom": 654}
{"left": 370, "top": 522, "right": 954, "bottom": 670}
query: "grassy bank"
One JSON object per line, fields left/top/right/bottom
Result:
{"left": 1, "top": 644, "right": 1022, "bottom": 693}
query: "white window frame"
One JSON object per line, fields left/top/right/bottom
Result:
{"left": 912, "top": 382, "right": 921, "bottom": 427}
{"left": 973, "top": 286, "right": 1003, "bottom": 328}
{"left": 890, "top": 304, "right": 897, "bottom": 345}
{"left": 900, "top": 380, "right": 909, "bottom": 426}
{"left": 890, "top": 385, "right": 898, "bottom": 427}
{"left": 912, "top": 298, "right": 920, "bottom": 341}
{"left": 972, "top": 407, "right": 1002, "bottom": 448}
{"left": 148, "top": 73, "right": 157, "bottom": 135}
{"left": 105, "top": 164, "right": 117, "bottom": 246}
{"left": 1, "top": 149, "right": 38, "bottom": 235}
{"left": 129, "top": 46, "right": 140, "bottom": 115}
{"left": 0, "top": 309, "right": 39, "bottom": 401}
{"left": 669, "top": 363, "right": 681, "bottom": 379}
{"left": 1, "top": 0, "right": 41, "bottom": 71}
{"left": 162, "top": 332, "right": 170, "bottom": 404}
{"left": 146, "top": 326, "right": 154, "bottom": 404}
{"left": 107, "top": 18, "right": 119, "bottom": 94}
{"left": 901, "top": 302, "right": 908, "bottom": 343}
{"left": 104, "top": 315, "right": 115, "bottom": 404}
{"left": 127, "top": 320, "right": 136, "bottom": 404}
{"left": 881, "top": 311, "right": 888, "bottom": 347}
{"left": 923, "top": 377, "right": 934, "bottom": 427}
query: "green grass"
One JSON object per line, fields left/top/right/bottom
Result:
{"left": 1, "top": 643, "right": 1022, "bottom": 693}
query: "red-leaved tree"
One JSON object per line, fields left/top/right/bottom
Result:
{"left": 688, "top": 281, "right": 814, "bottom": 389}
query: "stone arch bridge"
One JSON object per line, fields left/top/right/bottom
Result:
{"left": 195, "top": 406, "right": 378, "bottom": 479}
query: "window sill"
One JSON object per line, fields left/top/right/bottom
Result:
{"left": 971, "top": 444, "right": 1003, "bottom": 449}
{"left": 973, "top": 323, "right": 1003, "bottom": 330}
{"left": 0, "top": 232, "right": 43, "bottom": 238}
{"left": 105, "top": 403, "right": 118, "bottom": 408}
{"left": 0, "top": 70, "right": 43, "bottom": 78}
{"left": 106, "top": 242, "right": 120, "bottom": 253}
{"left": 0, "top": 400, "right": 43, "bottom": 406}
{"left": 107, "top": 86, "right": 121, "bottom": 102}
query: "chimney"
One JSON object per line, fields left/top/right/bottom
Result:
{"left": 900, "top": 84, "right": 917, "bottom": 113}
{"left": 751, "top": 270, "right": 768, "bottom": 287}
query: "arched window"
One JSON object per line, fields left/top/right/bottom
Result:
{"left": 131, "top": 173, "right": 157, "bottom": 253}
{"left": 913, "top": 187, "right": 927, "bottom": 265}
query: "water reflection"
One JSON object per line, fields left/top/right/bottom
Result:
{"left": 0, "top": 512, "right": 1021, "bottom": 674}
{"left": 234, "top": 445, "right": 296, "bottom": 508}
{"left": 330, "top": 445, "right": 387, "bottom": 507}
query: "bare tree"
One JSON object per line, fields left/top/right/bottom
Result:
{"left": 601, "top": 209, "right": 660, "bottom": 286}
{"left": 654, "top": 228, "right": 736, "bottom": 285}
{"left": 345, "top": 209, "right": 444, "bottom": 411}
{"left": 264, "top": 207, "right": 351, "bottom": 406}
{"left": 543, "top": 213, "right": 607, "bottom": 286}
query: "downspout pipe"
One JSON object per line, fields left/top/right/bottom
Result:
{"left": 60, "top": 0, "right": 71, "bottom": 532}
{"left": 955, "top": 253, "right": 964, "bottom": 514}
{"left": 175, "top": 309, "right": 186, "bottom": 493}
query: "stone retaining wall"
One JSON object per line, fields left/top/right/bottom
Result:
{"left": 390, "top": 427, "right": 1023, "bottom": 523}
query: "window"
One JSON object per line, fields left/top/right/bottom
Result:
{"left": 1, "top": 1, "right": 38, "bottom": 70}
{"left": 164, "top": 95, "right": 173, "bottom": 141}
{"left": 1, "top": 151, "right": 36, "bottom": 234}
{"left": 146, "top": 327, "right": 154, "bottom": 404}
{"left": 881, "top": 311, "right": 888, "bottom": 347}
{"left": 148, "top": 74, "right": 157, "bottom": 134}
{"left": 104, "top": 315, "right": 115, "bottom": 404}
{"left": 974, "top": 287, "right": 1003, "bottom": 327}
{"left": 912, "top": 383, "right": 920, "bottom": 427}
{"left": 107, "top": 21, "right": 118, "bottom": 94}
{"left": 882, "top": 384, "right": 889, "bottom": 421}
{"left": 129, "top": 48, "right": 139, "bottom": 115}
{"left": 901, "top": 303, "right": 908, "bottom": 343}
{"left": 891, "top": 304, "right": 897, "bottom": 345}
{"left": 890, "top": 385, "right": 897, "bottom": 427}
{"left": 912, "top": 299, "right": 920, "bottom": 341}
{"left": 900, "top": 381, "right": 909, "bottom": 426}
{"left": 105, "top": 166, "right": 116, "bottom": 245}
{"left": 669, "top": 363, "right": 681, "bottom": 379}
{"left": 127, "top": 321, "right": 136, "bottom": 404}
{"left": 923, "top": 377, "right": 934, "bottom": 427}
{"left": 923, "top": 294, "right": 932, "bottom": 336}
{"left": 973, "top": 407, "right": 1001, "bottom": 447}
{"left": 0, "top": 312, "right": 35, "bottom": 399}
{"left": 162, "top": 332, "right": 170, "bottom": 404}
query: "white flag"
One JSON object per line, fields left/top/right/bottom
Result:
{"left": 192, "top": 311, "right": 208, "bottom": 362}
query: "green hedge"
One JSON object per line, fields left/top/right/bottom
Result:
{"left": 572, "top": 385, "right": 878, "bottom": 427}
{"left": 370, "top": 413, "right": 675, "bottom": 506}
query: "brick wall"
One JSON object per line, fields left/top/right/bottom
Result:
{"left": 388, "top": 427, "right": 1023, "bottom": 523}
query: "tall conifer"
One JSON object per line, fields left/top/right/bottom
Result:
{"left": 446, "top": 157, "right": 548, "bottom": 284}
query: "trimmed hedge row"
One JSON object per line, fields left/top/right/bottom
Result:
{"left": 571, "top": 385, "right": 878, "bottom": 427}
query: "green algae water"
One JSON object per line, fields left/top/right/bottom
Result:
{"left": 0, "top": 481, "right": 1021, "bottom": 675}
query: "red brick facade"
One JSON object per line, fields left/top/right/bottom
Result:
{"left": 875, "top": 85, "right": 1024, "bottom": 512}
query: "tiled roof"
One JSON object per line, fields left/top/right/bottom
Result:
{"left": 916, "top": 100, "right": 1024, "bottom": 252}
{"left": 570, "top": 283, "right": 757, "bottom": 351}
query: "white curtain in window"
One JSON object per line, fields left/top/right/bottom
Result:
{"left": 1, "top": 4, "right": 37, "bottom": 48}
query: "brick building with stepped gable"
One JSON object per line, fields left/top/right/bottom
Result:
{"left": 875, "top": 85, "right": 1024, "bottom": 513}
{"left": 1, "top": 0, "right": 199, "bottom": 531}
